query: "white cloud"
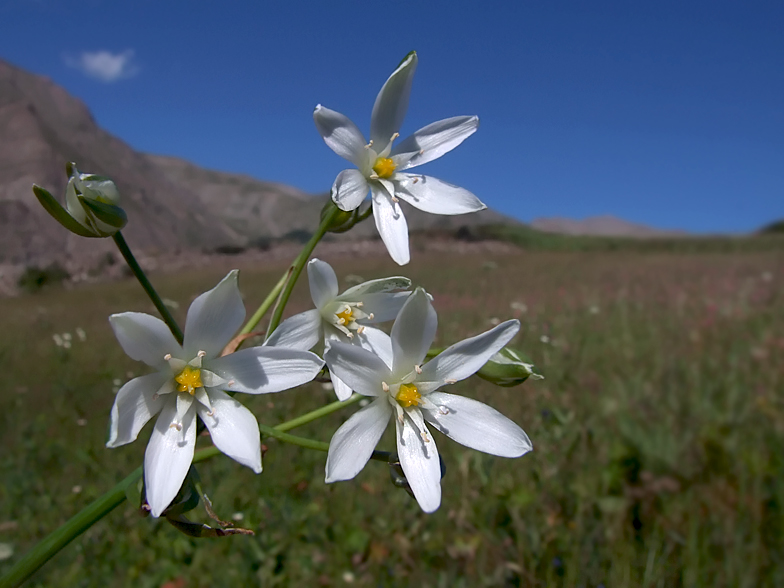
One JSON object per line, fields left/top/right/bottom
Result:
{"left": 65, "top": 49, "right": 139, "bottom": 82}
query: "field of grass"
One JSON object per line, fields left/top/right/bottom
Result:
{"left": 1, "top": 245, "right": 783, "bottom": 587}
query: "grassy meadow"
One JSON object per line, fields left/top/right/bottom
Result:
{"left": 1, "top": 243, "right": 783, "bottom": 587}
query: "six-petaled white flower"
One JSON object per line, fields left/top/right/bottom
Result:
{"left": 266, "top": 258, "right": 411, "bottom": 401}
{"left": 106, "top": 270, "right": 324, "bottom": 517}
{"left": 314, "top": 52, "right": 486, "bottom": 265}
{"left": 323, "top": 288, "right": 532, "bottom": 512}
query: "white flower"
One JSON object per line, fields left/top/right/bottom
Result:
{"left": 323, "top": 288, "right": 532, "bottom": 512}
{"left": 314, "top": 52, "right": 485, "bottom": 265}
{"left": 107, "top": 270, "right": 324, "bottom": 517}
{"left": 266, "top": 258, "right": 411, "bottom": 401}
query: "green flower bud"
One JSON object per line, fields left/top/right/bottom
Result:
{"left": 321, "top": 198, "right": 358, "bottom": 233}
{"left": 32, "top": 162, "right": 127, "bottom": 238}
{"left": 476, "top": 347, "right": 544, "bottom": 387}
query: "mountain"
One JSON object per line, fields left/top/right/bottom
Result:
{"left": 0, "top": 58, "right": 516, "bottom": 273}
{"left": 530, "top": 215, "right": 687, "bottom": 238}
{"left": 0, "top": 59, "right": 244, "bottom": 267}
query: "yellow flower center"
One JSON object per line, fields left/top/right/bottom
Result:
{"left": 372, "top": 157, "right": 396, "bottom": 179}
{"left": 336, "top": 308, "right": 353, "bottom": 324}
{"left": 396, "top": 383, "right": 421, "bottom": 408}
{"left": 175, "top": 365, "right": 203, "bottom": 395}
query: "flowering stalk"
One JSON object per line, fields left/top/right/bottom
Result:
{"left": 112, "top": 231, "right": 184, "bottom": 344}
{"left": 0, "top": 394, "right": 364, "bottom": 588}
{"left": 265, "top": 203, "right": 341, "bottom": 337}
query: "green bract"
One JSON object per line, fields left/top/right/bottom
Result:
{"left": 476, "top": 347, "right": 544, "bottom": 387}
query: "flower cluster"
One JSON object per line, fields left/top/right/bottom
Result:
{"left": 95, "top": 53, "right": 539, "bottom": 519}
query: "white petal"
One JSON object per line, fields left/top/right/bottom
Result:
{"left": 395, "top": 174, "right": 486, "bottom": 215}
{"left": 391, "top": 288, "right": 437, "bottom": 376}
{"left": 423, "top": 392, "right": 532, "bottom": 458}
{"left": 183, "top": 270, "right": 245, "bottom": 359}
{"left": 396, "top": 410, "right": 441, "bottom": 513}
{"left": 332, "top": 169, "right": 370, "bottom": 212}
{"left": 64, "top": 177, "right": 88, "bottom": 228}
{"left": 420, "top": 320, "right": 520, "bottom": 384}
{"left": 324, "top": 341, "right": 392, "bottom": 396}
{"left": 353, "top": 292, "right": 411, "bottom": 323}
{"left": 313, "top": 105, "right": 367, "bottom": 166}
{"left": 264, "top": 309, "right": 322, "bottom": 350}
{"left": 109, "top": 312, "right": 183, "bottom": 369}
{"left": 372, "top": 184, "right": 410, "bottom": 266}
{"left": 329, "top": 372, "right": 354, "bottom": 401}
{"left": 307, "top": 258, "right": 339, "bottom": 309}
{"left": 106, "top": 372, "right": 169, "bottom": 448}
{"left": 205, "top": 346, "right": 324, "bottom": 394}
{"left": 341, "top": 276, "right": 411, "bottom": 298}
{"left": 356, "top": 326, "right": 394, "bottom": 368}
{"left": 144, "top": 399, "right": 196, "bottom": 518}
{"left": 392, "top": 116, "right": 479, "bottom": 169}
{"left": 198, "top": 389, "right": 262, "bottom": 473}
{"left": 325, "top": 397, "right": 391, "bottom": 482}
{"left": 370, "top": 52, "right": 418, "bottom": 147}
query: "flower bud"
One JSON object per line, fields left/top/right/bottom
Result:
{"left": 32, "top": 162, "right": 127, "bottom": 238}
{"left": 476, "top": 347, "right": 543, "bottom": 387}
{"left": 321, "top": 199, "right": 358, "bottom": 233}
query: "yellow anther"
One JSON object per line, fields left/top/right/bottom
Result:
{"left": 396, "top": 383, "right": 421, "bottom": 408}
{"left": 336, "top": 308, "right": 353, "bottom": 324}
{"left": 174, "top": 365, "right": 203, "bottom": 395}
{"left": 372, "top": 157, "right": 397, "bottom": 179}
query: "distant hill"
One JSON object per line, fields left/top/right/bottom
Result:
{"left": 531, "top": 215, "right": 687, "bottom": 238}
{"left": 0, "top": 58, "right": 517, "bottom": 270}
{"left": 759, "top": 219, "right": 784, "bottom": 234}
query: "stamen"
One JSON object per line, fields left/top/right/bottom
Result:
{"left": 414, "top": 365, "right": 422, "bottom": 374}
{"left": 164, "top": 353, "right": 172, "bottom": 361}
{"left": 391, "top": 195, "right": 399, "bottom": 203}
{"left": 421, "top": 431, "right": 430, "bottom": 443}
{"left": 198, "top": 350, "right": 206, "bottom": 358}
{"left": 356, "top": 302, "right": 364, "bottom": 308}
{"left": 419, "top": 149, "right": 424, "bottom": 155}
{"left": 445, "top": 379, "right": 457, "bottom": 385}
{"left": 412, "top": 178, "right": 419, "bottom": 184}
{"left": 382, "top": 381, "right": 390, "bottom": 392}
{"left": 390, "top": 132, "right": 399, "bottom": 141}
{"left": 152, "top": 393, "right": 159, "bottom": 401}
{"left": 357, "top": 326, "right": 365, "bottom": 335}
{"left": 364, "top": 140, "right": 374, "bottom": 149}
{"left": 368, "top": 313, "right": 375, "bottom": 320}
{"left": 228, "top": 379, "right": 236, "bottom": 387}
{"left": 347, "top": 332, "right": 354, "bottom": 339}
{"left": 439, "top": 406, "right": 449, "bottom": 415}
{"left": 169, "top": 422, "right": 182, "bottom": 431}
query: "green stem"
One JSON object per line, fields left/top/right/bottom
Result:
{"left": 265, "top": 204, "right": 341, "bottom": 339}
{"left": 258, "top": 422, "right": 390, "bottom": 462}
{"left": 239, "top": 270, "right": 289, "bottom": 337}
{"left": 0, "top": 468, "right": 141, "bottom": 588}
{"left": 0, "top": 393, "right": 363, "bottom": 587}
{"left": 112, "top": 232, "right": 184, "bottom": 345}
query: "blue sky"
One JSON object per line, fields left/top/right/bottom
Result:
{"left": 2, "top": 0, "right": 782, "bottom": 232}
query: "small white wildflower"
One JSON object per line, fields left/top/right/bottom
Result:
{"left": 314, "top": 53, "right": 484, "bottom": 266}
{"left": 540, "top": 335, "right": 550, "bottom": 344}
{"left": 107, "top": 271, "right": 324, "bottom": 517}
{"left": 53, "top": 334, "right": 63, "bottom": 347}
{"left": 75, "top": 327, "right": 87, "bottom": 341}
{"left": 324, "top": 289, "right": 531, "bottom": 513}
{"left": 510, "top": 301, "right": 528, "bottom": 313}
{"left": 71, "top": 485, "right": 82, "bottom": 494}
{"left": 266, "top": 259, "right": 412, "bottom": 401}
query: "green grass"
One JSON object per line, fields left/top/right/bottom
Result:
{"left": 1, "top": 247, "right": 783, "bottom": 587}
